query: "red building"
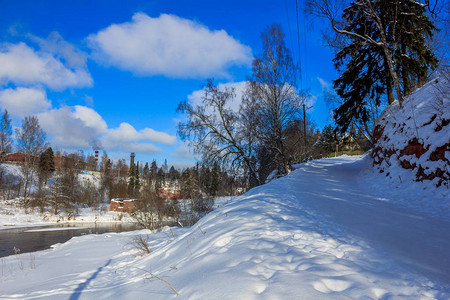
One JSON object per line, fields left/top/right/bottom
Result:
{"left": 109, "top": 199, "right": 137, "bottom": 213}
{"left": 6, "top": 152, "right": 26, "bottom": 163}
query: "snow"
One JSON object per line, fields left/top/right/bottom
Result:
{"left": 373, "top": 68, "right": 449, "bottom": 188}
{"left": 0, "top": 203, "right": 135, "bottom": 230}
{"left": 24, "top": 227, "right": 89, "bottom": 232}
{"left": 1, "top": 155, "right": 448, "bottom": 299}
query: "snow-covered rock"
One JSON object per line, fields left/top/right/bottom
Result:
{"left": 372, "top": 66, "right": 450, "bottom": 187}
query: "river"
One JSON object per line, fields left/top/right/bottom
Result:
{"left": 0, "top": 222, "right": 141, "bottom": 258}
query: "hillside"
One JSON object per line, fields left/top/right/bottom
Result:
{"left": 373, "top": 67, "right": 449, "bottom": 188}
{"left": 1, "top": 156, "right": 448, "bottom": 299}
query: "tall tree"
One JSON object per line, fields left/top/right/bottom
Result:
{"left": 0, "top": 109, "right": 13, "bottom": 161}
{"left": 38, "top": 147, "right": 55, "bottom": 184}
{"left": 16, "top": 116, "right": 47, "bottom": 203}
{"left": 100, "top": 153, "right": 113, "bottom": 200}
{"left": 178, "top": 80, "right": 261, "bottom": 185}
{"left": 128, "top": 163, "right": 137, "bottom": 197}
{"left": 150, "top": 160, "right": 158, "bottom": 191}
{"left": 210, "top": 162, "right": 220, "bottom": 196}
{"left": 143, "top": 162, "right": 150, "bottom": 186}
{"left": 306, "top": 0, "right": 437, "bottom": 106}
{"left": 249, "top": 24, "right": 304, "bottom": 175}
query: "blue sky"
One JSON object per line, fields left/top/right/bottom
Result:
{"left": 0, "top": 0, "right": 338, "bottom": 168}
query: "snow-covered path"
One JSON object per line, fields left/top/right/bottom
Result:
{"left": 0, "top": 156, "right": 448, "bottom": 299}
{"left": 289, "top": 156, "right": 450, "bottom": 285}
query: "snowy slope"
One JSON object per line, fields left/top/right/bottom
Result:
{"left": 0, "top": 156, "right": 449, "bottom": 299}
{"left": 373, "top": 67, "right": 449, "bottom": 189}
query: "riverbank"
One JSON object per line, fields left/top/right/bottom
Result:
{"left": 0, "top": 196, "right": 235, "bottom": 230}
{"left": 0, "top": 200, "right": 135, "bottom": 230}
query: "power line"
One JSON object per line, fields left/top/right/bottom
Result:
{"left": 295, "top": 0, "right": 303, "bottom": 89}
{"left": 284, "top": 0, "right": 295, "bottom": 53}
{"left": 302, "top": 0, "right": 308, "bottom": 86}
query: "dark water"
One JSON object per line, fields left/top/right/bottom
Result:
{"left": 0, "top": 222, "right": 140, "bottom": 258}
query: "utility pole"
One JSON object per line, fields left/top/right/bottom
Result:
{"left": 303, "top": 103, "right": 313, "bottom": 162}
{"left": 303, "top": 103, "right": 307, "bottom": 161}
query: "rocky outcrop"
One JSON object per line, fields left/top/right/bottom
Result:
{"left": 372, "top": 68, "right": 449, "bottom": 187}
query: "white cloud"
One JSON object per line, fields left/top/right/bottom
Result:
{"left": 170, "top": 161, "right": 195, "bottom": 170}
{"left": 0, "top": 87, "right": 51, "bottom": 117}
{"left": 37, "top": 106, "right": 105, "bottom": 149}
{"left": 188, "top": 81, "right": 248, "bottom": 112}
{"left": 122, "top": 143, "right": 161, "bottom": 154}
{"left": 88, "top": 13, "right": 252, "bottom": 78}
{"left": 171, "top": 145, "right": 195, "bottom": 159}
{"left": 73, "top": 105, "right": 107, "bottom": 133}
{"left": 36, "top": 106, "right": 170, "bottom": 155}
{"left": 30, "top": 32, "right": 89, "bottom": 70}
{"left": 0, "top": 40, "right": 92, "bottom": 90}
{"left": 317, "top": 77, "right": 331, "bottom": 90}
{"left": 104, "top": 122, "right": 176, "bottom": 146}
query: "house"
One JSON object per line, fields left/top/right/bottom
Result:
{"left": 109, "top": 198, "right": 137, "bottom": 213}
{"left": 6, "top": 152, "right": 26, "bottom": 163}
{"left": 158, "top": 181, "right": 181, "bottom": 200}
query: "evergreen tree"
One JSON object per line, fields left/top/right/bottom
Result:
{"left": 143, "top": 162, "right": 149, "bottom": 185}
{"left": 135, "top": 162, "right": 140, "bottom": 193}
{"left": 332, "top": 0, "right": 438, "bottom": 134}
{"left": 101, "top": 156, "right": 113, "bottom": 200}
{"left": 128, "top": 163, "right": 136, "bottom": 197}
{"left": 150, "top": 160, "right": 158, "bottom": 190}
{"left": 210, "top": 162, "right": 220, "bottom": 196}
{"left": 169, "top": 166, "right": 178, "bottom": 182}
{"left": 320, "top": 125, "right": 336, "bottom": 154}
{"left": 155, "top": 167, "right": 165, "bottom": 192}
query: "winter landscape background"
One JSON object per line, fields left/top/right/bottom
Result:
{"left": 0, "top": 0, "right": 449, "bottom": 299}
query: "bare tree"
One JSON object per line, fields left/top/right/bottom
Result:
{"left": 177, "top": 80, "right": 261, "bottom": 185}
{"left": 15, "top": 116, "right": 47, "bottom": 205}
{"left": 249, "top": 24, "right": 305, "bottom": 175}
{"left": 0, "top": 109, "right": 13, "bottom": 161}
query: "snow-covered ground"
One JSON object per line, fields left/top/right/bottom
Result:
{"left": 0, "top": 203, "right": 135, "bottom": 229}
{"left": 0, "top": 155, "right": 449, "bottom": 299}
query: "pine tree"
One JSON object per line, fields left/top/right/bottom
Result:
{"left": 320, "top": 125, "right": 336, "bottom": 153}
{"left": 169, "top": 166, "right": 178, "bottom": 182}
{"left": 330, "top": 0, "right": 437, "bottom": 134}
{"left": 210, "top": 162, "right": 220, "bottom": 196}
{"left": 143, "top": 162, "right": 149, "bottom": 186}
{"left": 135, "top": 162, "right": 140, "bottom": 194}
{"left": 150, "top": 160, "right": 158, "bottom": 191}
{"left": 38, "top": 147, "right": 55, "bottom": 184}
{"left": 128, "top": 163, "right": 136, "bottom": 197}
{"left": 101, "top": 157, "right": 113, "bottom": 200}
{"left": 155, "top": 167, "right": 165, "bottom": 192}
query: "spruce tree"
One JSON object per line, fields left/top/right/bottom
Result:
{"left": 332, "top": 0, "right": 438, "bottom": 134}
{"left": 135, "top": 162, "right": 140, "bottom": 193}
{"left": 210, "top": 162, "right": 220, "bottom": 196}
{"left": 128, "top": 163, "right": 136, "bottom": 197}
{"left": 143, "top": 162, "right": 149, "bottom": 185}
{"left": 39, "top": 147, "right": 55, "bottom": 184}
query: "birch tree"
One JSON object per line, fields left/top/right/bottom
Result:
{"left": 0, "top": 109, "right": 13, "bottom": 161}
{"left": 15, "top": 116, "right": 47, "bottom": 204}
{"left": 177, "top": 80, "right": 261, "bottom": 186}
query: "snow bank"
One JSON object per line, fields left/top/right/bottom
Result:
{"left": 372, "top": 67, "right": 449, "bottom": 190}
{"left": 0, "top": 202, "right": 134, "bottom": 229}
